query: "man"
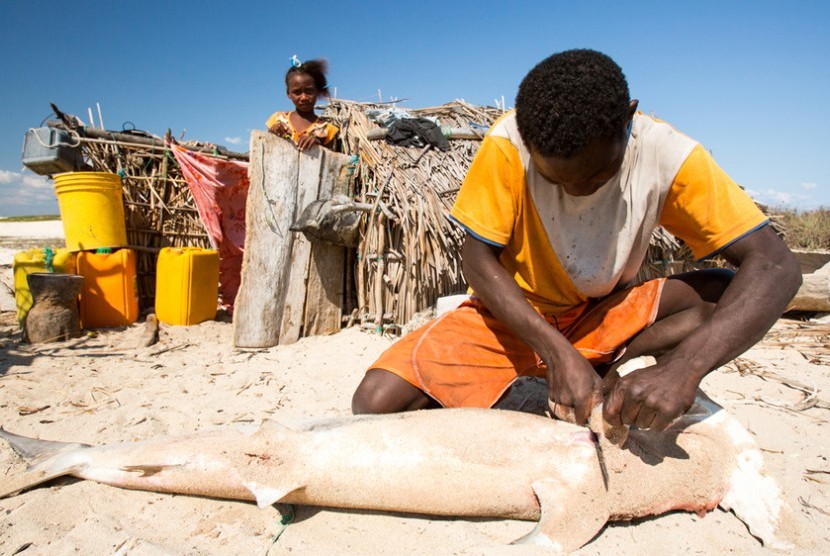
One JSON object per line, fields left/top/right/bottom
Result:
{"left": 352, "top": 49, "right": 801, "bottom": 431}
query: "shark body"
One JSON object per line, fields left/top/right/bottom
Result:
{"left": 0, "top": 393, "right": 795, "bottom": 552}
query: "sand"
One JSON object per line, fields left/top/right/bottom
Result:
{"left": 0, "top": 221, "right": 829, "bottom": 555}
{"left": 0, "top": 219, "right": 65, "bottom": 271}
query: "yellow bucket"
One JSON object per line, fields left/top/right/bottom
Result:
{"left": 53, "top": 171, "right": 127, "bottom": 251}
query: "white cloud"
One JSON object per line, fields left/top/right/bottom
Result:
{"left": 0, "top": 168, "right": 59, "bottom": 215}
{"left": 765, "top": 189, "right": 793, "bottom": 204}
{"left": 747, "top": 186, "right": 829, "bottom": 210}
{"left": 747, "top": 188, "right": 794, "bottom": 206}
{"left": 801, "top": 182, "right": 817, "bottom": 190}
{"left": 0, "top": 170, "right": 18, "bottom": 184}
{"left": 22, "top": 174, "right": 53, "bottom": 189}
{"left": 224, "top": 136, "right": 242, "bottom": 145}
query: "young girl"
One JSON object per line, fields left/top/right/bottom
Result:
{"left": 265, "top": 57, "right": 338, "bottom": 151}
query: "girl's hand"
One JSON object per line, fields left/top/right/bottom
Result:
{"left": 296, "top": 134, "right": 320, "bottom": 151}
{"left": 268, "top": 121, "right": 290, "bottom": 137}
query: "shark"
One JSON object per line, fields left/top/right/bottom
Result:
{"left": 0, "top": 359, "right": 797, "bottom": 552}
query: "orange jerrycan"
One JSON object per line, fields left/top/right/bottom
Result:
{"left": 76, "top": 248, "right": 139, "bottom": 328}
{"left": 155, "top": 247, "right": 219, "bottom": 325}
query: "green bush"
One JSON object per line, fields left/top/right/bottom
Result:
{"left": 0, "top": 214, "right": 61, "bottom": 222}
{"left": 777, "top": 208, "right": 830, "bottom": 250}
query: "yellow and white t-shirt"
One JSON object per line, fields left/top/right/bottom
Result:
{"left": 450, "top": 111, "right": 767, "bottom": 316}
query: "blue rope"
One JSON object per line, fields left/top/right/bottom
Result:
{"left": 270, "top": 504, "right": 295, "bottom": 545}
{"left": 43, "top": 247, "right": 55, "bottom": 273}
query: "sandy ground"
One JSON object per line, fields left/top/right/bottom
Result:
{"left": 0, "top": 222, "right": 829, "bottom": 555}
{"left": 0, "top": 220, "right": 64, "bottom": 239}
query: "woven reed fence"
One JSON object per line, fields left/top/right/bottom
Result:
{"left": 47, "top": 106, "right": 246, "bottom": 309}
{"left": 322, "top": 99, "right": 506, "bottom": 333}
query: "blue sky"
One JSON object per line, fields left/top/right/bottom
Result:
{"left": 1, "top": 0, "right": 828, "bottom": 216}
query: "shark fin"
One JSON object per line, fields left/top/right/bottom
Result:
{"left": 242, "top": 481, "right": 304, "bottom": 509}
{"left": 0, "top": 465, "right": 84, "bottom": 499}
{"left": 718, "top": 424, "right": 797, "bottom": 549}
{"left": 512, "top": 477, "right": 609, "bottom": 552}
{"left": 0, "top": 427, "right": 91, "bottom": 499}
{"left": 0, "top": 426, "right": 91, "bottom": 462}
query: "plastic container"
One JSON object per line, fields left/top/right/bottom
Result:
{"left": 53, "top": 171, "right": 127, "bottom": 251}
{"left": 21, "top": 127, "right": 83, "bottom": 175}
{"left": 76, "top": 248, "right": 139, "bottom": 328}
{"left": 155, "top": 247, "right": 219, "bottom": 325}
{"left": 13, "top": 248, "right": 78, "bottom": 327}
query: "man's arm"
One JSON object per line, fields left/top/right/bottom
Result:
{"left": 462, "top": 234, "right": 601, "bottom": 424}
{"left": 604, "top": 225, "right": 802, "bottom": 430}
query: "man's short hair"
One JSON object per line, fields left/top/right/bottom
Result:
{"left": 515, "top": 49, "right": 631, "bottom": 157}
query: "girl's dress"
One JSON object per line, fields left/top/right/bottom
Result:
{"left": 265, "top": 111, "right": 338, "bottom": 146}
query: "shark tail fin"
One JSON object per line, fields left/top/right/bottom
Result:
{"left": 0, "top": 466, "right": 83, "bottom": 499}
{"left": 0, "top": 426, "right": 89, "bottom": 499}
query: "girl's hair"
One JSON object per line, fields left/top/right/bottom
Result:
{"left": 285, "top": 59, "right": 330, "bottom": 96}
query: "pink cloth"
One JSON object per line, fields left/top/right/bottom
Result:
{"left": 169, "top": 143, "right": 249, "bottom": 312}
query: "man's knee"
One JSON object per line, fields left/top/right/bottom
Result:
{"left": 658, "top": 269, "right": 732, "bottom": 322}
{"left": 669, "top": 267, "right": 735, "bottom": 303}
{"left": 351, "top": 371, "right": 390, "bottom": 414}
{"left": 351, "top": 368, "right": 434, "bottom": 415}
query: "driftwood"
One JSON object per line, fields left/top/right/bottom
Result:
{"left": 787, "top": 262, "right": 830, "bottom": 312}
{"left": 233, "top": 133, "right": 299, "bottom": 347}
{"left": 233, "top": 131, "right": 351, "bottom": 348}
{"left": 792, "top": 250, "right": 830, "bottom": 275}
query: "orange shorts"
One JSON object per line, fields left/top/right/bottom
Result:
{"left": 369, "top": 278, "right": 665, "bottom": 408}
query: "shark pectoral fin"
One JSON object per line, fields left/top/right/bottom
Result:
{"left": 242, "top": 481, "right": 305, "bottom": 509}
{"left": 512, "top": 477, "right": 609, "bottom": 553}
{"left": 0, "top": 465, "right": 83, "bottom": 499}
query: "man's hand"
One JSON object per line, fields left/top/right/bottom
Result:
{"left": 603, "top": 357, "right": 698, "bottom": 431}
{"left": 545, "top": 347, "right": 601, "bottom": 426}
{"left": 604, "top": 226, "right": 801, "bottom": 432}
{"left": 461, "top": 234, "right": 600, "bottom": 425}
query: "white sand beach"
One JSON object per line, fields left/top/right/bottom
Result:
{"left": 0, "top": 219, "right": 828, "bottom": 554}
